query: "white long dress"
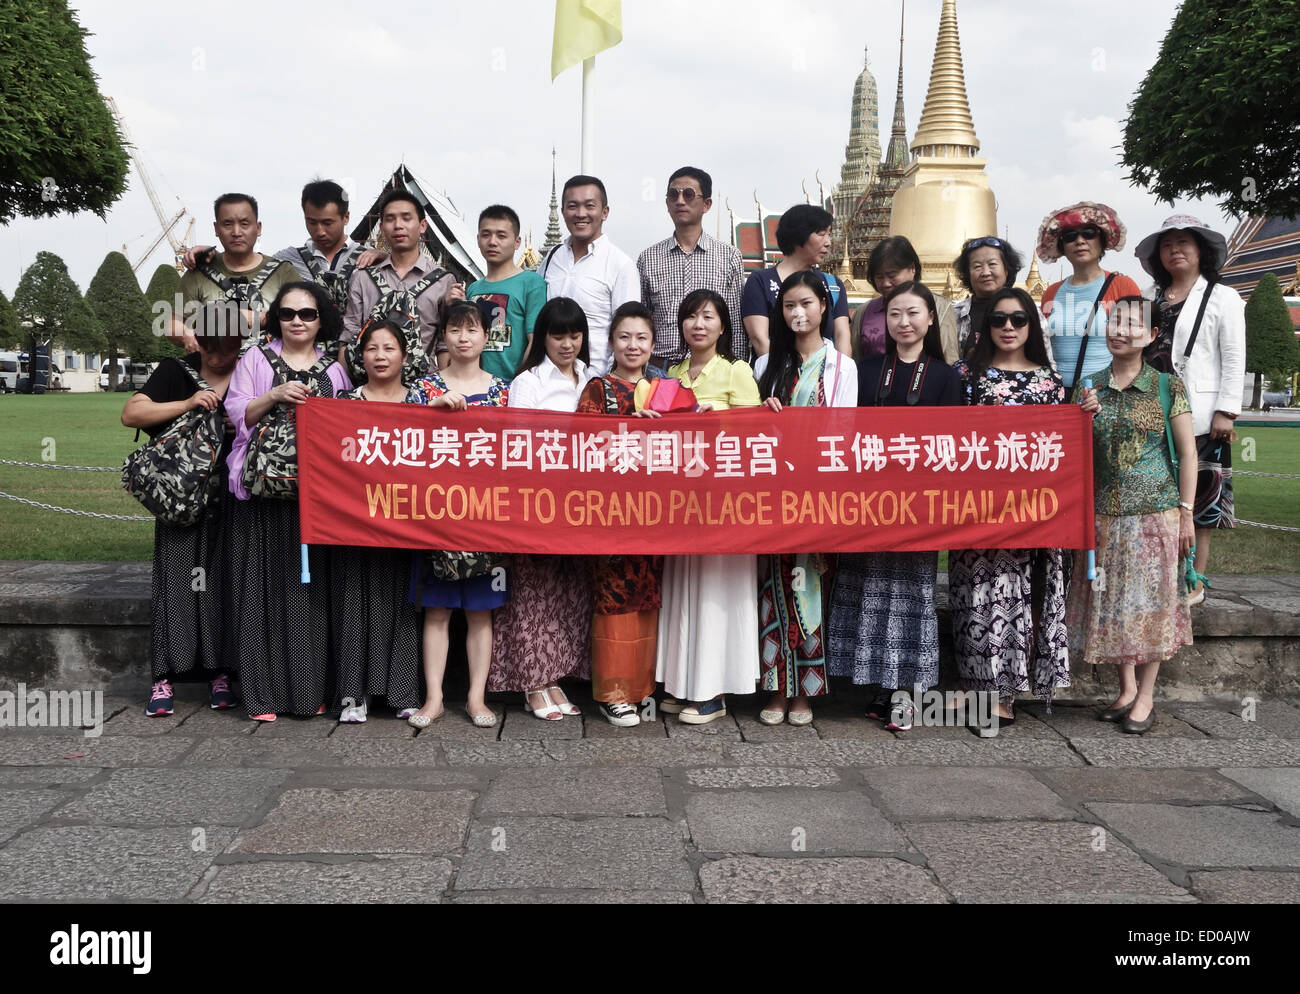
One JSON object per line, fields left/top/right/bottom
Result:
{"left": 654, "top": 355, "right": 761, "bottom": 700}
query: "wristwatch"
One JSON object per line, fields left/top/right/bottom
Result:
{"left": 1179, "top": 501, "right": 1194, "bottom": 512}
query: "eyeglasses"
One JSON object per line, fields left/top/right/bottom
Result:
{"left": 989, "top": 311, "right": 1030, "bottom": 329}
{"left": 1061, "top": 226, "right": 1101, "bottom": 243}
{"left": 666, "top": 187, "right": 703, "bottom": 202}
{"left": 278, "top": 307, "right": 319, "bottom": 323}
{"left": 963, "top": 237, "right": 1005, "bottom": 253}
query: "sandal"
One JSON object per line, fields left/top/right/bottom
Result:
{"left": 546, "top": 685, "right": 581, "bottom": 717}
{"left": 525, "top": 688, "right": 563, "bottom": 721}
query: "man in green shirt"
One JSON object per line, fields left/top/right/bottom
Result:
{"left": 451, "top": 205, "right": 546, "bottom": 382}
{"left": 175, "top": 193, "right": 300, "bottom": 350}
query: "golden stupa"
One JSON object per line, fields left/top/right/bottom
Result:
{"left": 888, "top": 0, "right": 997, "bottom": 287}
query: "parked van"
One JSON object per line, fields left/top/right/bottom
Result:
{"left": 0, "top": 352, "right": 19, "bottom": 393}
{"left": 99, "top": 360, "right": 152, "bottom": 391}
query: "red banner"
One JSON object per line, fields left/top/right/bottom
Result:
{"left": 297, "top": 397, "right": 1094, "bottom": 555}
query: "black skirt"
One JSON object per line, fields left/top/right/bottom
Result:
{"left": 150, "top": 488, "right": 236, "bottom": 681}
{"left": 327, "top": 545, "right": 422, "bottom": 711}
{"left": 228, "top": 497, "right": 331, "bottom": 717}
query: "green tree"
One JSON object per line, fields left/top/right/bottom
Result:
{"left": 140, "top": 263, "right": 183, "bottom": 362}
{"left": 0, "top": 289, "right": 19, "bottom": 350}
{"left": 0, "top": 1, "right": 129, "bottom": 223}
{"left": 12, "top": 252, "right": 102, "bottom": 388}
{"left": 86, "top": 251, "right": 154, "bottom": 388}
{"left": 1121, "top": 1, "right": 1300, "bottom": 218}
{"left": 1244, "top": 272, "right": 1300, "bottom": 408}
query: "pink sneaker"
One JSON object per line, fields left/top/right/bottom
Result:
{"left": 209, "top": 673, "right": 235, "bottom": 710}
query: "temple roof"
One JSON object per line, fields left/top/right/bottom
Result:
{"left": 350, "top": 164, "right": 486, "bottom": 284}
{"left": 910, "top": 0, "right": 980, "bottom": 156}
{"left": 1222, "top": 216, "right": 1300, "bottom": 299}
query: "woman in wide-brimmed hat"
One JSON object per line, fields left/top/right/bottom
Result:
{"left": 1134, "top": 215, "right": 1246, "bottom": 605}
{"left": 1037, "top": 202, "right": 1142, "bottom": 391}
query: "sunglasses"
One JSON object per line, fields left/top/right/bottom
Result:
{"left": 1061, "top": 226, "right": 1101, "bottom": 243}
{"left": 989, "top": 311, "right": 1030, "bottom": 329}
{"left": 278, "top": 307, "right": 319, "bottom": 323}
{"left": 963, "top": 236, "right": 1005, "bottom": 252}
{"left": 666, "top": 187, "right": 703, "bottom": 202}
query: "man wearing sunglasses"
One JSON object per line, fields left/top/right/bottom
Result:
{"left": 637, "top": 166, "right": 745, "bottom": 367}
{"left": 536, "top": 174, "right": 639, "bottom": 375}
{"left": 176, "top": 193, "right": 302, "bottom": 352}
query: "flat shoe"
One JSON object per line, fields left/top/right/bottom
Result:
{"left": 250, "top": 713, "right": 276, "bottom": 723}
{"left": 658, "top": 697, "right": 686, "bottom": 715}
{"left": 467, "top": 709, "right": 498, "bottom": 728}
{"left": 787, "top": 709, "right": 813, "bottom": 726}
{"left": 758, "top": 707, "right": 787, "bottom": 726}
{"left": 408, "top": 710, "right": 444, "bottom": 729}
{"left": 1098, "top": 701, "right": 1135, "bottom": 722}
{"left": 1121, "top": 708, "right": 1155, "bottom": 735}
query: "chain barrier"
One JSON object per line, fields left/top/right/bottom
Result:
{"left": 0, "top": 490, "right": 153, "bottom": 522}
{"left": 1233, "top": 471, "right": 1300, "bottom": 479}
{"left": 1236, "top": 518, "right": 1300, "bottom": 534}
{"left": 0, "top": 459, "right": 119, "bottom": 472}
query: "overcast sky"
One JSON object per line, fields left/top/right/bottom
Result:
{"left": 3, "top": 0, "right": 1231, "bottom": 298}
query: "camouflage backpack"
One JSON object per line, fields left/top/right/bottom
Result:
{"left": 199, "top": 256, "right": 286, "bottom": 332}
{"left": 121, "top": 361, "right": 226, "bottom": 526}
{"left": 345, "top": 266, "right": 447, "bottom": 386}
{"left": 296, "top": 244, "right": 359, "bottom": 313}
{"left": 241, "top": 344, "right": 337, "bottom": 499}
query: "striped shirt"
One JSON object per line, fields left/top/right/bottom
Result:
{"left": 637, "top": 232, "right": 747, "bottom": 364}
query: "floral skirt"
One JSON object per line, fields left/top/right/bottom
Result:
{"left": 1066, "top": 509, "right": 1192, "bottom": 666}
{"left": 488, "top": 555, "right": 591, "bottom": 692}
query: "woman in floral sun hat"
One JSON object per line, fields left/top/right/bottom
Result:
{"left": 1037, "top": 202, "right": 1142, "bottom": 391}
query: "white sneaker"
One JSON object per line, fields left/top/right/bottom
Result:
{"left": 339, "top": 698, "right": 368, "bottom": 724}
{"left": 600, "top": 701, "right": 640, "bottom": 727}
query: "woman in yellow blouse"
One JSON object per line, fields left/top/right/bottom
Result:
{"left": 656, "top": 290, "right": 762, "bottom": 724}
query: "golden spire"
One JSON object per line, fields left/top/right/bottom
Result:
{"left": 910, "top": 0, "right": 980, "bottom": 158}
{"left": 1024, "top": 251, "right": 1045, "bottom": 303}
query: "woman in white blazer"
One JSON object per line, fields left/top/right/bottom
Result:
{"left": 1135, "top": 215, "right": 1246, "bottom": 603}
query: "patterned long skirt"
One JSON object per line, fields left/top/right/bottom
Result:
{"left": 758, "top": 553, "right": 831, "bottom": 698}
{"left": 328, "top": 546, "right": 421, "bottom": 711}
{"left": 151, "top": 488, "right": 235, "bottom": 681}
{"left": 949, "top": 547, "right": 1070, "bottom": 701}
{"left": 827, "top": 551, "right": 939, "bottom": 691}
{"left": 228, "top": 497, "right": 331, "bottom": 718}
{"left": 1066, "top": 509, "right": 1193, "bottom": 666}
{"left": 488, "top": 555, "right": 592, "bottom": 692}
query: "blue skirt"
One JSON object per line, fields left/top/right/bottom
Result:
{"left": 408, "top": 554, "right": 507, "bottom": 610}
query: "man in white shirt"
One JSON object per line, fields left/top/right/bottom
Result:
{"left": 537, "top": 174, "right": 639, "bottom": 375}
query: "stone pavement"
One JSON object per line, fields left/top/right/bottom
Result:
{"left": 2, "top": 688, "right": 1299, "bottom": 903}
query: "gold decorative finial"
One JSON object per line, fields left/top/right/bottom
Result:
{"left": 910, "top": 0, "right": 980, "bottom": 157}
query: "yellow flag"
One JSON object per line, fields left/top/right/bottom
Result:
{"left": 551, "top": 0, "right": 623, "bottom": 79}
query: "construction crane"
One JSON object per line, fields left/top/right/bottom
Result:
{"left": 104, "top": 96, "right": 194, "bottom": 274}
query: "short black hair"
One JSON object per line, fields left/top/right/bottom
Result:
{"left": 677, "top": 288, "right": 737, "bottom": 361}
{"left": 562, "top": 175, "right": 608, "bottom": 207}
{"left": 867, "top": 236, "right": 923, "bottom": 291}
{"left": 1145, "top": 230, "right": 1220, "bottom": 289}
{"left": 265, "top": 281, "right": 343, "bottom": 343}
{"left": 191, "top": 301, "right": 245, "bottom": 352}
{"left": 301, "top": 179, "right": 348, "bottom": 215}
{"left": 517, "top": 297, "right": 590, "bottom": 375}
{"left": 953, "top": 237, "right": 1023, "bottom": 293}
{"left": 478, "top": 204, "right": 521, "bottom": 236}
{"left": 444, "top": 299, "right": 488, "bottom": 331}
{"left": 379, "top": 188, "right": 425, "bottom": 221}
{"left": 609, "top": 300, "right": 653, "bottom": 338}
{"left": 357, "top": 318, "right": 408, "bottom": 357}
{"left": 667, "top": 166, "right": 712, "bottom": 199}
{"left": 213, "top": 193, "right": 258, "bottom": 219}
{"left": 776, "top": 204, "right": 834, "bottom": 256}
{"left": 1110, "top": 294, "right": 1157, "bottom": 331}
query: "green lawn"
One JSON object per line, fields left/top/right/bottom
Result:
{"left": 1, "top": 394, "right": 1298, "bottom": 570}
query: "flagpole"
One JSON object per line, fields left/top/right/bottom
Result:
{"left": 581, "top": 56, "right": 595, "bottom": 172}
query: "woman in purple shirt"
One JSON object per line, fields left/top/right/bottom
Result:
{"left": 225, "top": 282, "right": 352, "bottom": 721}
